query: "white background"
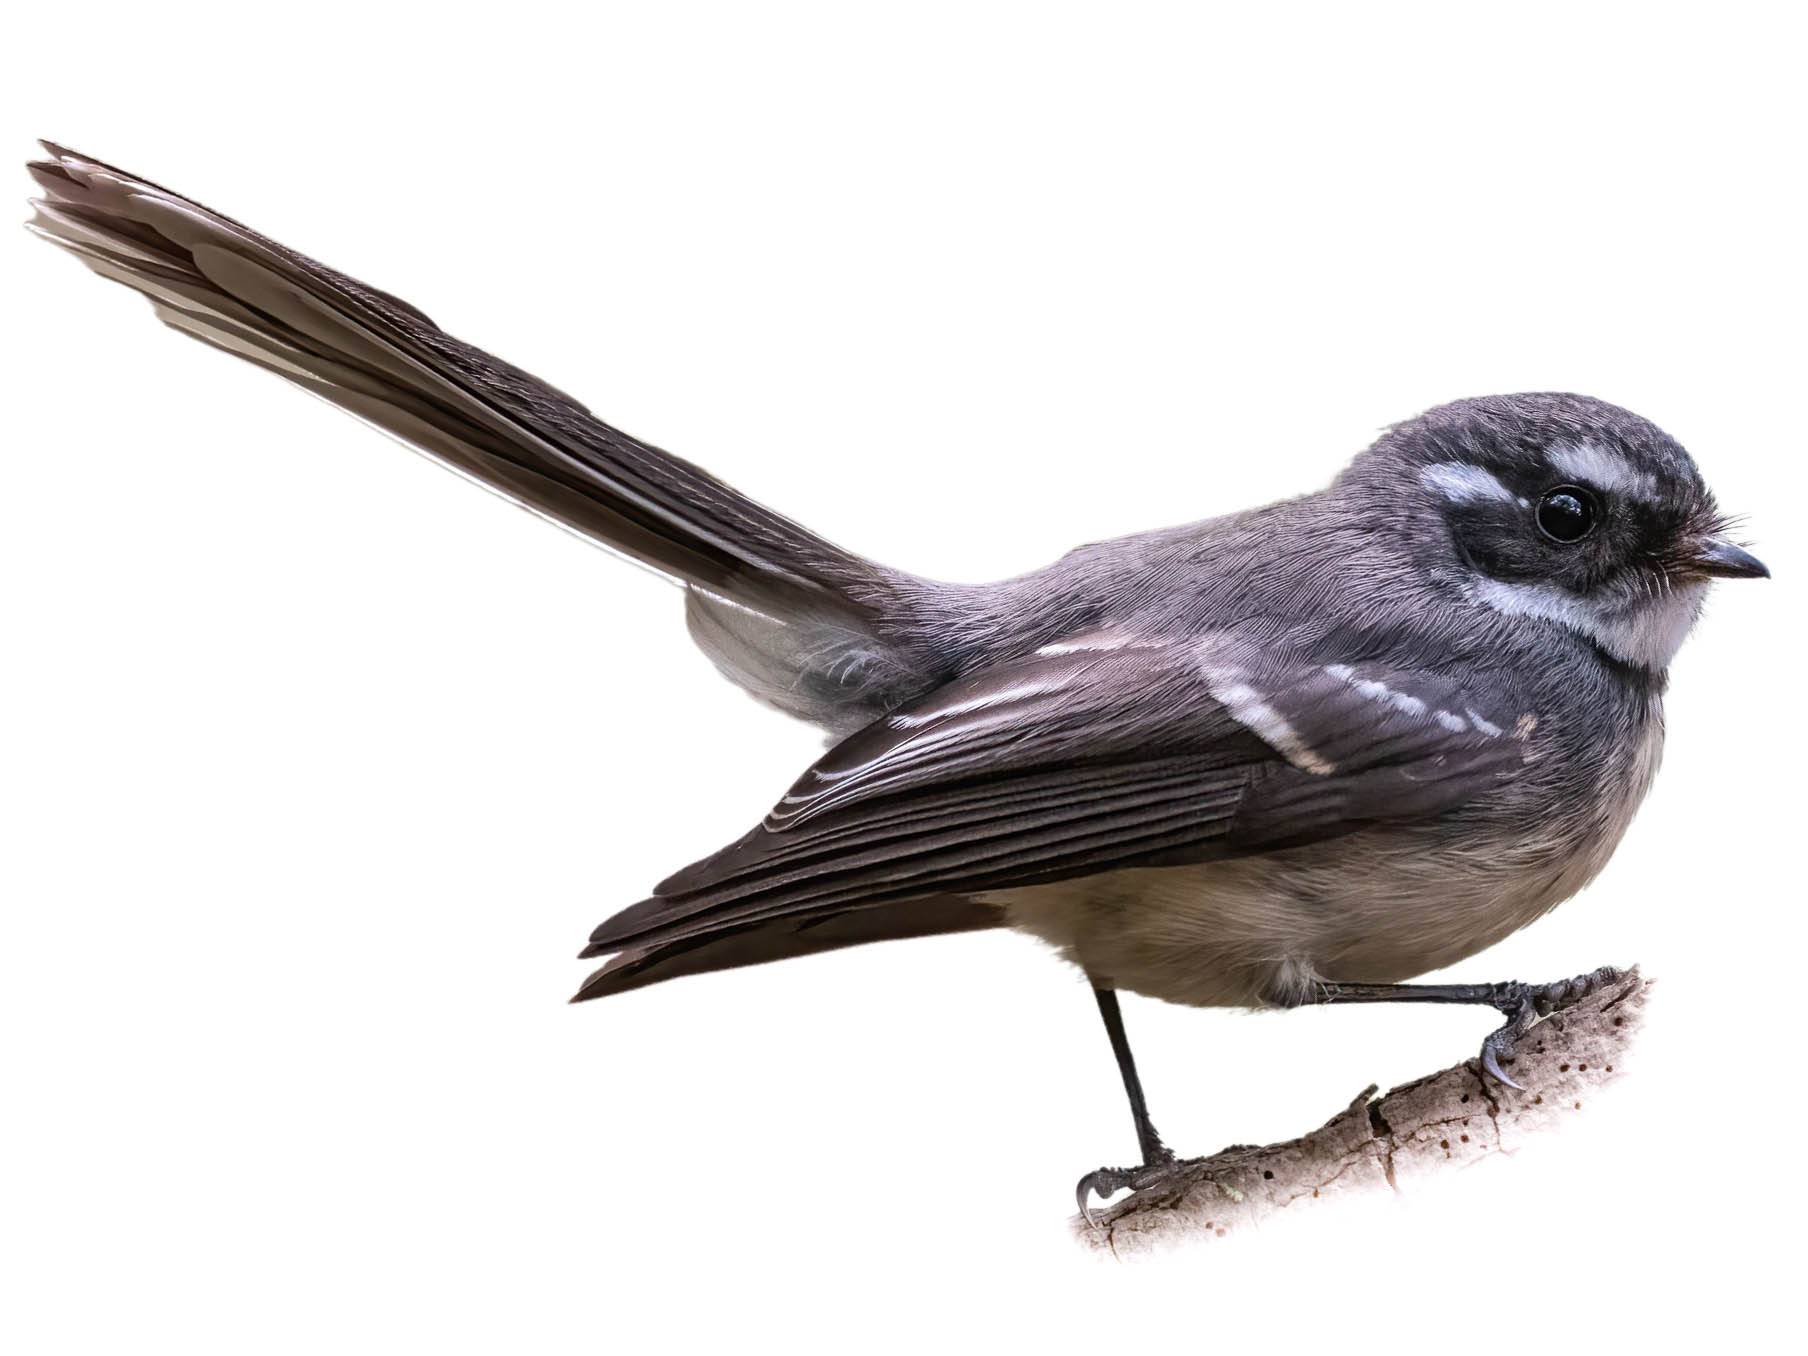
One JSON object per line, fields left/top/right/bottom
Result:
{"left": 4, "top": 3, "right": 1803, "bottom": 1350}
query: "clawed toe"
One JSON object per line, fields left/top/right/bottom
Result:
{"left": 1531, "top": 965, "right": 1623, "bottom": 1015}
{"left": 1477, "top": 965, "right": 1625, "bottom": 1089}
{"left": 1075, "top": 1167, "right": 1134, "bottom": 1221}
{"left": 1076, "top": 1150, "right": 1183, "bottom": 1224}
{"left": 1479, "top": 1023, "right": 1526, "bottom": 1090}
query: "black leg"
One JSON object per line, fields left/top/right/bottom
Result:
{"left": 1300, "top": 966, "right": 1624, "bottom": 1089}
{"left": 1074, "top": 966, "right": 1623, "bottom": 1222}
{"left": 1077, "top": 987, "right": 1180, "bottom": 1220}
{"left": 1093, "top": 987, "right": 1170, "bottom": 1165}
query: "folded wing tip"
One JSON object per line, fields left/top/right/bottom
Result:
{"left": 571, "top": 953, "right": 637, "bottom": 1003}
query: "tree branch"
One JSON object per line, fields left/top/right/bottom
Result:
{"left": 1074, "top": 967, "right": 1650, "bottom": 1257}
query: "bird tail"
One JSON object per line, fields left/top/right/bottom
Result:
{"left": 26, "top": 142, "right": 937, "bottom": 732}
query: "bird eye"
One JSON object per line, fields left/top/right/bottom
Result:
{"left": 1535, "top": 485, "right": 1599, "bottom": 543}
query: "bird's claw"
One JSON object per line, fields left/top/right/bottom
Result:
{"left": 1075, "top": 1149, "right": 1181, "bottom": 1225}
{"left": 1075, "top": 1167, "right": 1135, "bottom": 1223}
{"left": 1479, "top": 1023, "right": 1527, "bottom": 1090}
{"left": 1476, "top": 965, "right": 1624, "bottom": 1091}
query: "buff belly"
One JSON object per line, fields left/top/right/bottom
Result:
{"left": 981, "top": 818, "right": 1627, "bottom": 1009}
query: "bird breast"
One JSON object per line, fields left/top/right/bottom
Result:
{"left": 985, "top": 699, "right": 1666, "bottom": 1010}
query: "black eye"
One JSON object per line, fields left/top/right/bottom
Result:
{"left": 1535, "top": 485, "right": 1599, "bottom": 543}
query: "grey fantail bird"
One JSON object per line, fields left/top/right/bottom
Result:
{"left": 27, "top": 144, "right": 1769, "bottom": 1213}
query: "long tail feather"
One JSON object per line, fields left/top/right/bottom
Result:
{"left": 27, "top": 143, "right": 937, "bottom": 729}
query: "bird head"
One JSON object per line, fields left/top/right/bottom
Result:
{"left": 1347, "top": 392, "right": 1767, "bottom": 670}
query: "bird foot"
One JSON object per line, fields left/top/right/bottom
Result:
{"left": 1477, "top": 965, "right": 1624, "bottom": 1090}
{"left": 1076, "top": 1148, "right": 1187, "bottom": 1225}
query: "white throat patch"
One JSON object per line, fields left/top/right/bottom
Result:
{"left": 1470, "top": 577, "right": 1705, "bottom": 670}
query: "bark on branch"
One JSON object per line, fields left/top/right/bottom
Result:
{"left": 1074, "top": 967, "right": 1650, "bottom": 1257}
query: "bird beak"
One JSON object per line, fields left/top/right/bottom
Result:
{"left": 1685, "top": 537, "right": 1770, "bottom": 580}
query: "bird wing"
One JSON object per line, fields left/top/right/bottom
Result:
{"left": 575, "top": 633, "right": 1531, "bottom": 996}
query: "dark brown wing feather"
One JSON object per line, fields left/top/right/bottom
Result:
{"left": 574, "top": 639, "right": 1528, "bottom": 998}
{"left": 572, "top": 896, "right": 1005, "bottom": 1000}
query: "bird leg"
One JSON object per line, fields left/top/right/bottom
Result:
{"left": 1302, "top": 965, "right": 1625, "bottom": 1090}
{"left": 1076, "top": 987, "right": 1185, "bottom": 1221}
{"left": 1076, "top": 967, "right": 1623, "bottom": 1222}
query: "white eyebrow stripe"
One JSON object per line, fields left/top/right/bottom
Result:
{"left": 1419, "top": 462, "right": 1517, "bottom": 504}
{"left": 1548, "top": 441, "right": 1660, "bottom": 500}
